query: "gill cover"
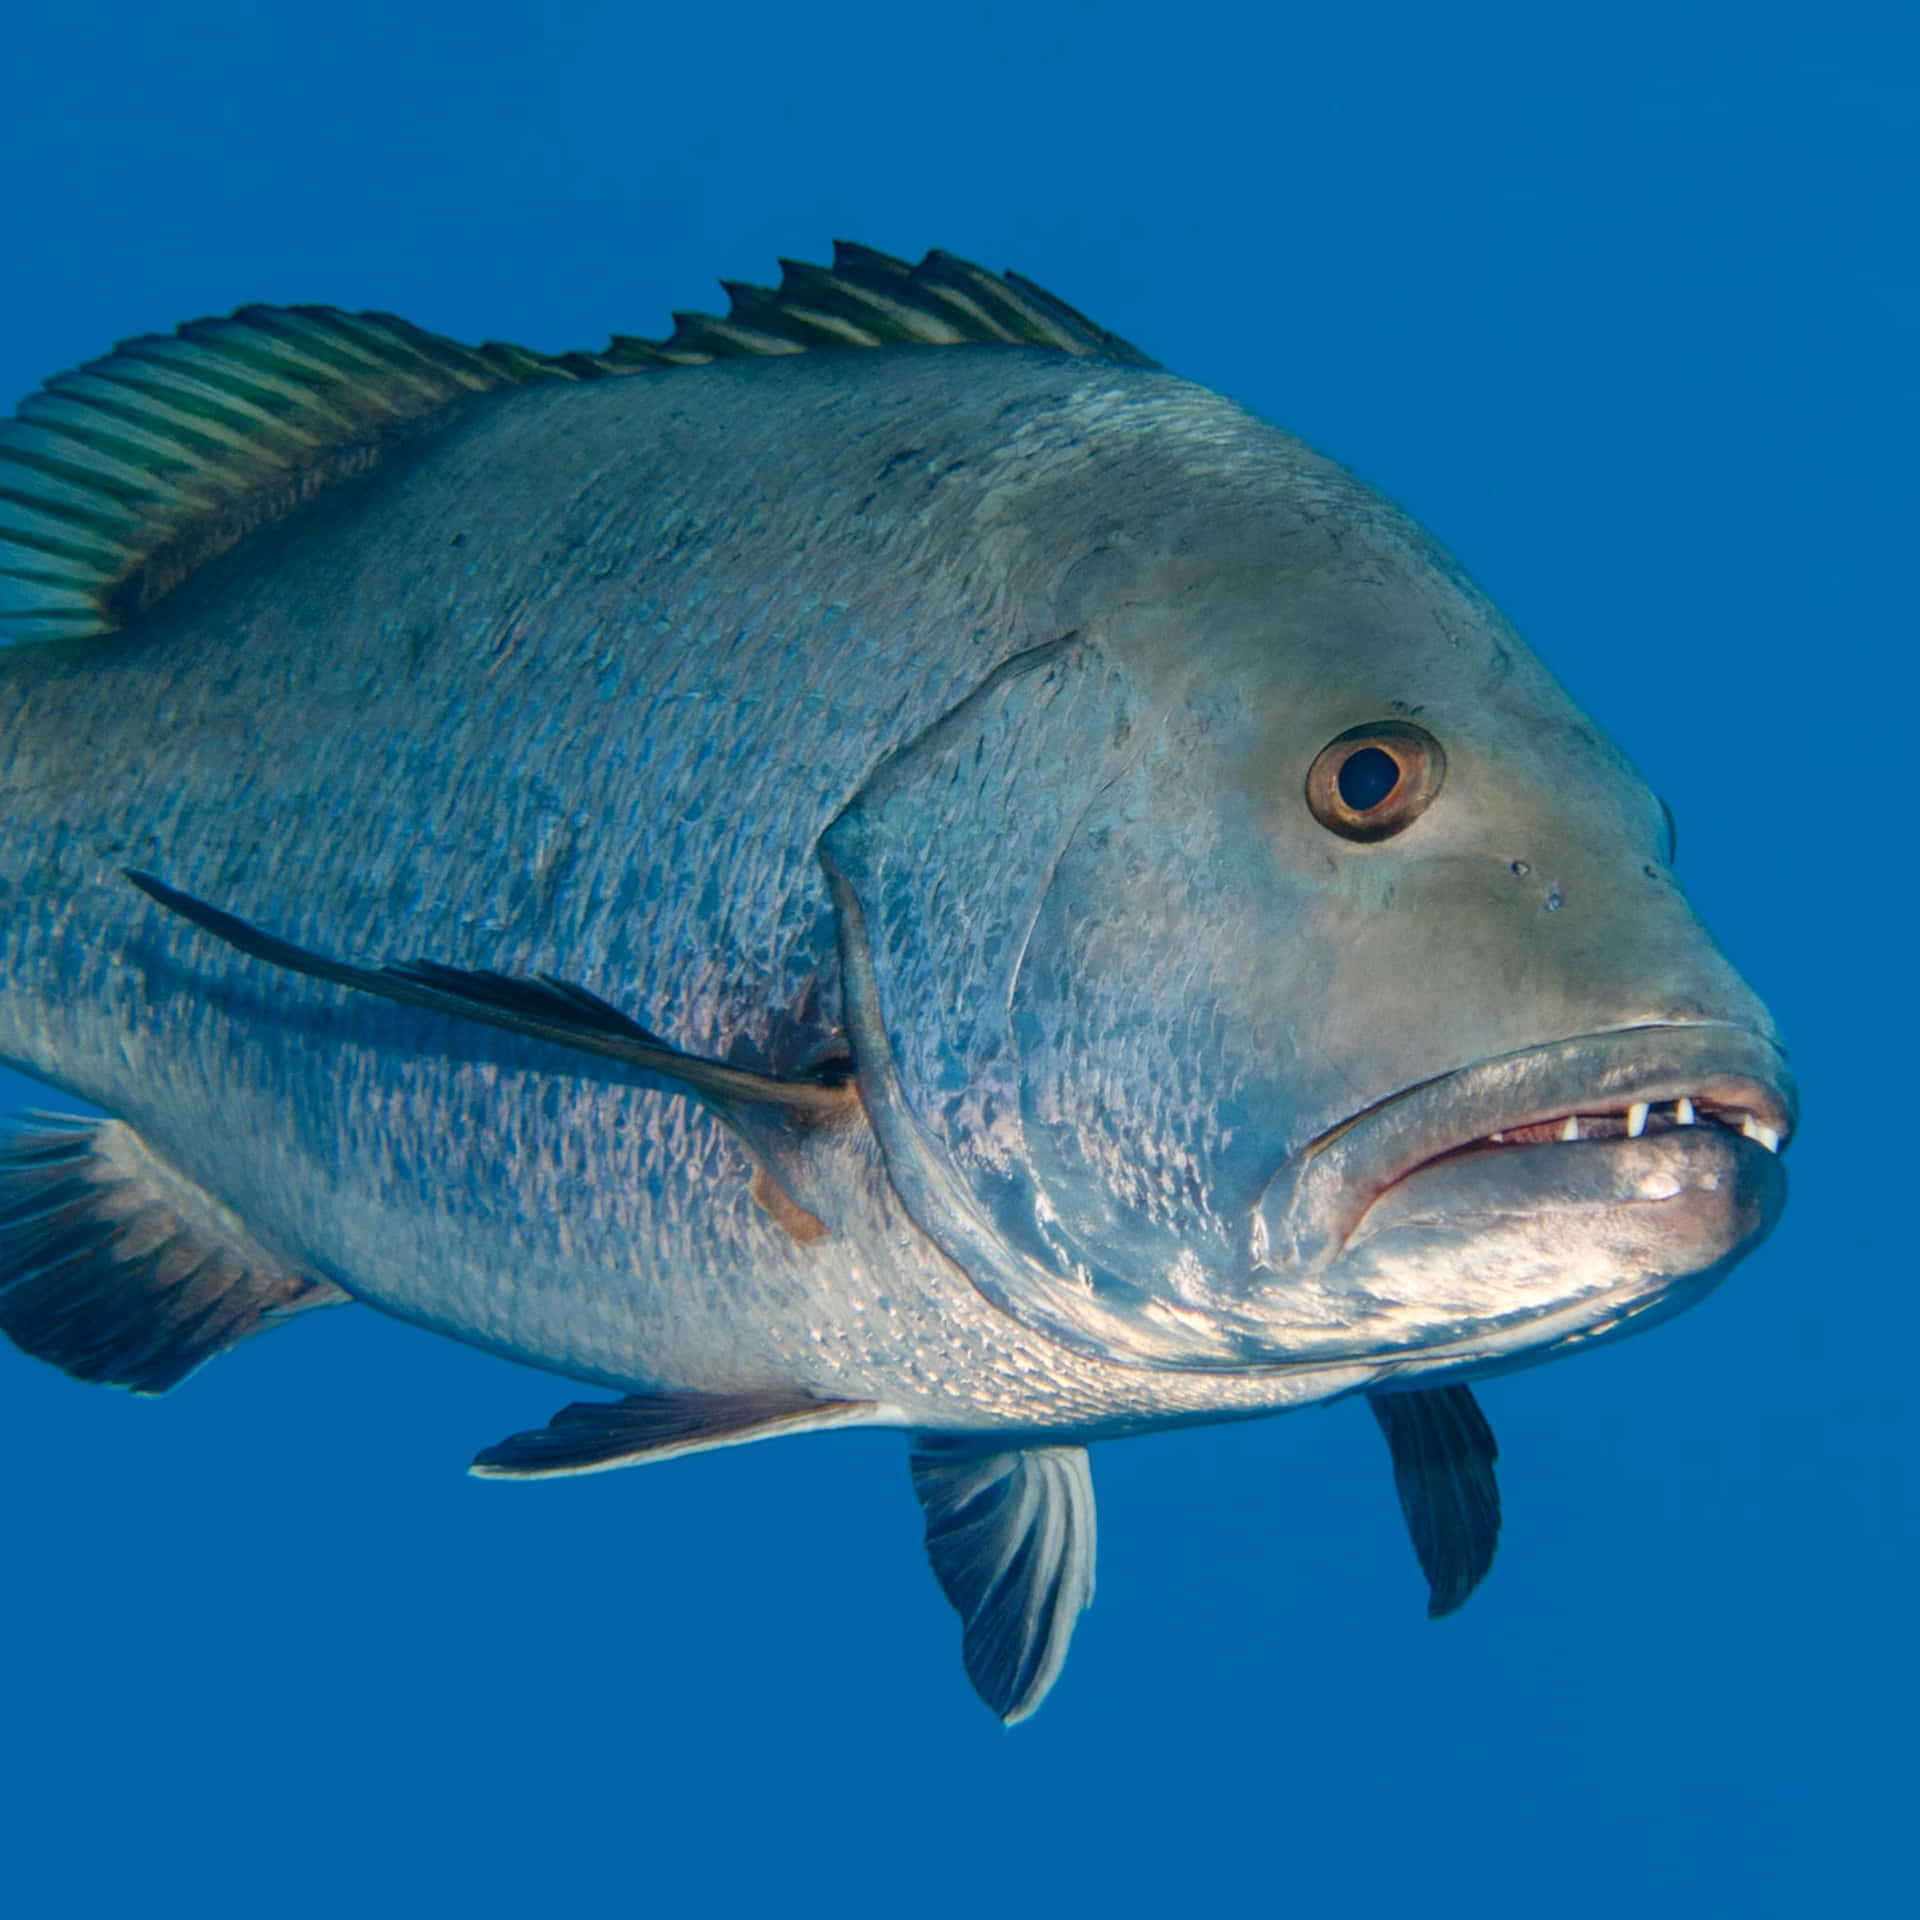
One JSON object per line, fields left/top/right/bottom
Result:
{"left": 823, "top": 636, "right": 1277, "bottom": 1369}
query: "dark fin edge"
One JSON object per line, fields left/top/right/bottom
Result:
{"left": 472, "top": 1387, "right": 882, "bottom": 1478}
{"left": 124, "top": 869, "right": 856, "bottom": 1117}
{"left": 0, "top": 1112, "right": 349, "bottom": 1395}
{"left": 0, "top": 243, "right": 1154, "bottom": 644}
{"left": 909, "top": 1437, "right": 1097, "bottom": 1725}
{"left": 1369, "top": 1384, "right": 1502, "bottom": 1618}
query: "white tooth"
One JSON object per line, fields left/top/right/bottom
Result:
{"left": 1741, "top": 1115, "right": 1782, "bottom": 1154}
{"left": 1675, "top": 1097, "right": 1696, "bottom": 1126}
{"left": 1627, "top": 1101, "right": 1649, "bottom": 1138}
{"left": 1561, "top": 1115, "right": 1581, "bottom": 1142}
{"left": 1490, "top": 1131, "right": 1505, "bottom": 1143}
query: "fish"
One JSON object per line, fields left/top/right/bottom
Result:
{"left": 0, "top": 241, "right": 1793, "bottom": 1723}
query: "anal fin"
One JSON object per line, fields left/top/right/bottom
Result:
{"left": 1369, "top": 1384, "right": 1502, "bottom": 1618}
{"left": 0, "top": 1113, "right": 349, "bottom": 1395}
{"left": 909, "top": 1437, "right": 1097, "bottom": 1725}
{"left": 471, "top": 1387, "right": 887, "bottom": 1479}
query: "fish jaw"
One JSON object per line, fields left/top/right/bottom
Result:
{"left": 1259, "top": 1022, "right": 1793, "bottom": 1268}
{"left": 1238, "top": 1021, "right": 1794, "bottom": 1371}
{"left": 1309, "top": 1115, "right": 1785, "bottom": 1370}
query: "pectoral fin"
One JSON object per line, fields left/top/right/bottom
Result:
{"left": 1369, "top": 1385, "right": 1502, "bottom": 1618}
{"left": 472, "top": 1388, "right": 887, "bottom": 1478}
{"left": 0, "top": 1113, "right": 348, "bottom": 1394}
{"left": 909, "top": 1437, "right": 1096, "bottom": 1725}
{"left": 125, "top": 870, "right": 855, "bottom": 1118}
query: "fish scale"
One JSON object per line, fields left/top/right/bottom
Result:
{"left": 0, "top": 245, "right": 1791, "bottom": 1722}
{"left": 0, "top": 352, "right": 1258, "bottom": 1391}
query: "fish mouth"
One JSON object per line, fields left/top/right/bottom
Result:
{"left": 1257, "top": 1022, "right": 1797, "bottom": 1275}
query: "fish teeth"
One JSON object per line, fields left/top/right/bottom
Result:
{"left": 1482, "top": 1100, "right": 1782, "bottom": 1153}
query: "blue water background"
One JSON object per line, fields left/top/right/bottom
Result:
{"left": 2, "top": 5, "right": 1912, "bottom": 1913}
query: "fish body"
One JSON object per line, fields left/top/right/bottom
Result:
{"left": 0, "top": 349, "right": 1385, "bottom": 1430}
{"left": 0, "top": 248, "right": 1793, "bottom": 1718}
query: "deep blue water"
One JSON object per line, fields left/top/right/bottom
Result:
{"left": 2, "top": 5, "right": 1912, "bottom": 1914}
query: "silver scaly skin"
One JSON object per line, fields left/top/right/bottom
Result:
{"left": 0, "top": 248, "right": 1793, "bottom": 1719}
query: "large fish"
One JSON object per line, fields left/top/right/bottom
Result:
{"left": 0, "top": 243, "right": 1792, "bottom": 1721}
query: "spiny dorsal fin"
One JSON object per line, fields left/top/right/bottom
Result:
{"left": 647, "top": 242, "right": 1158, "bottom": 368}
{"left": 0, "top": 1113, "right": 349, "bottom": 1395}
{"left": 0, "top": 242, "right": 1154, "bottom": 645}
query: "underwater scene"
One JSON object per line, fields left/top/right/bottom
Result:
{"left": 0, "top": 5, "right": 1911, "bottom": 1915}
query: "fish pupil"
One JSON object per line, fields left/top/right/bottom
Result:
{"left": 1337, "top": 746, "right": 1401, "bottom": 813}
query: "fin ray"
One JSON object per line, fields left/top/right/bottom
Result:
{"left": 0, "top": 1114, "right": 349, "bottom": 1394}
{"left": 909, "top": 1438, "right": 1096, "bottom": 1725}
{"left": 472, "top": 1387, "right": 883, "bottom": 1478}
{"left": 1, "top": 246, "right": 1153, "bottom": 644}
{"left": 1369, "top": 1385, "right": 1502, "bottom": 1618}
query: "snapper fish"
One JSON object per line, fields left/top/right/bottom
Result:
{"left": 0, "top": 243, "right": 1792, "bottom": 1721}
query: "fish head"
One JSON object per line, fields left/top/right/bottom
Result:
{"left": 823, "top": 374, "right": 1792, "bottom": 1378}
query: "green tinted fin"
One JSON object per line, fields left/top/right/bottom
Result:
{"left": 0, "top": 307, "right": 632, "bottom": 645}
{"left": 0, "top": 1113, "right": 349, "bottom": 1395}
{"left": 0, "top": 242, "right": 1154, "bottom": 645}
{"left": 471, "top": 1388, "right": 887, "bottom": 1479}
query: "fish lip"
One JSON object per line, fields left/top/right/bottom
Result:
{"left": 1256, "top": 1021, "right": 1797, "bottom": 1273}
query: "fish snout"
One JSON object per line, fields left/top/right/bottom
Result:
{"left": 1501, "top": 820, "right": 1784, "bottom": 1046}
{"left": 1255, "top": 1022, "right": 1795, "bottom": 1279}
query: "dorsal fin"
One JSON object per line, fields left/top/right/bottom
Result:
{"left": 0, "top": 242, "right": 1155, "bottom": 645}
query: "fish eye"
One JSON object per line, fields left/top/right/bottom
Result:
{"left": 1305, "top": 721, "right": 1446, "bottom": 842}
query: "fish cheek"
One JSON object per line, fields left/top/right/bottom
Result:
{"left": 823, "top": 632, "right": 1294, "bottom": 1363}
{"left": 1008, "top": 758, "right": 1308, "bottom": 1268}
